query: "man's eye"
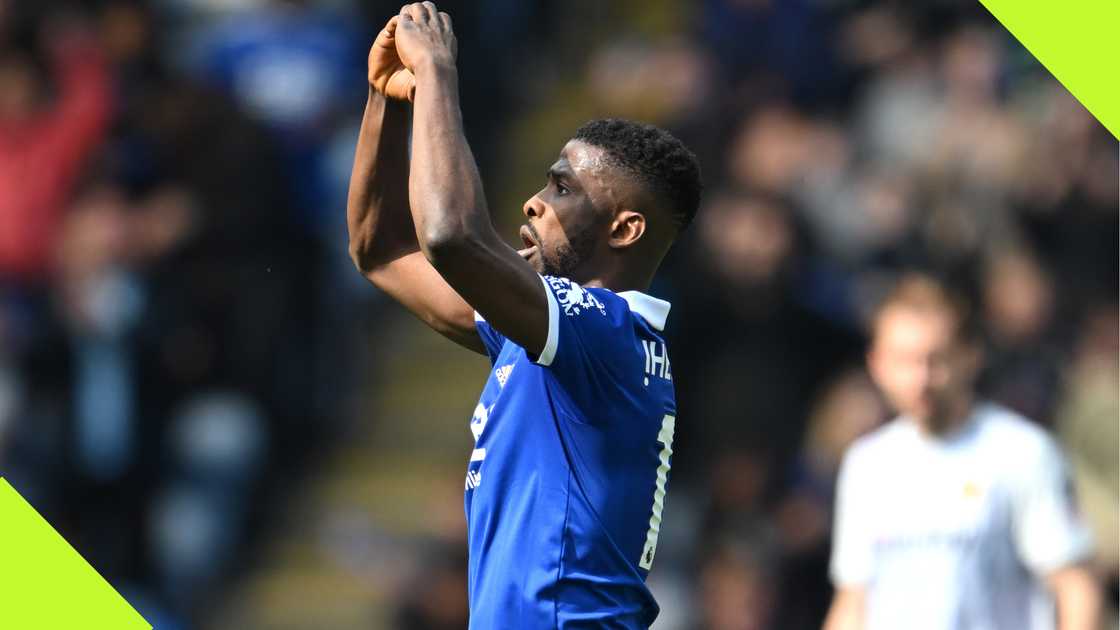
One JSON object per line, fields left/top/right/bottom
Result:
{"left": 556, "top": 183, "right": 569, "bottom": 196}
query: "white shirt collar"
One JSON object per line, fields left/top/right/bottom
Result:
{"left": 617, "top": 291, "right": 671, "bottom": 331}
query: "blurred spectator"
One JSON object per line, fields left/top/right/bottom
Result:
{"left": 694, "top": 532, "right": 780, "bottom": 630}
{"left": 145, "top": 389, "right": 266, "bottom": 613}
{"left": 671, "top": 191, "right": 863, "bottom": 477}
{"left": 979, "top": 246, "right": 1063, "bottom": 425}
{"left": 770, "top": 369, "right": 886, "bottom": 629}
{"left": 183, "top": 0, "right": 365, "bottom": 225}
{"left": 587, "top": 37, "right": 714, "bottom": 125}
{"left": 1056, "top": 306, "right": 1120, "bottom": 585}
{"left": 781, "top": 371, "right": 886, "bottom": 542}
{"left": 393, "top": 540, "right": 470, "bottom": 630}
{"left": 0, "top": 20, "right": 111, "bottom": 281}
{"left": 699, "top": 0, "right": 840, "bottom": 104}
{"left": 1, "top": 1, "right": 320, "bottom": 624}
{"left": 826, "top": 275, "right": 1100, "bottom": 630}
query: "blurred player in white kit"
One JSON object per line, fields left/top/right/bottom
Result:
{"left": 825, "top": 275, "right": 1102, "bottom": 630}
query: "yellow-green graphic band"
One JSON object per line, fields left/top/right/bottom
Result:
{"left": 0, "top": 478, "right": 150, "bottom": 629}
{"left": 980, "top": 0, "right": 1119, "bottom": 139}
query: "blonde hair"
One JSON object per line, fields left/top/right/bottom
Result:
{"left": 872, "top": 273, "right": 976, "bottom": 340}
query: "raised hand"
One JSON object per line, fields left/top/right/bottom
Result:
{"left": 394, "top": 2, "right": 457, "bottom": 73}
{"left": 368, "top": 16, "right": 415, "bottom": 101}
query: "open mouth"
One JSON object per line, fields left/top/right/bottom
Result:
{"left": 519, "top": 225, "right": 538, "bottom": 248}
{"left": 518, "top": 225, "right": 539, "bottom": 259}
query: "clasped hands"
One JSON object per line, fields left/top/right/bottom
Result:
{"left": 368, "top": 1, "right": 458, "bottom": 102}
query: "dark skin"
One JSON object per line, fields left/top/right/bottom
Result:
{"left": 348, "top": 2, "right": 676, "bottom": 356}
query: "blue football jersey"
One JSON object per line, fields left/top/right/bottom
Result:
{"left": 465, "top": 275, "right": 677, "bottom": 629}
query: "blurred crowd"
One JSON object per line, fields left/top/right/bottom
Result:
{"left": 0, "top": 0, "right": 1115, "bottom": 629}
{"left": 0, "top": 0, "right": 374, "bottom": 625}
{"left": 652, "top": 3, "right": 1118, "bottom": 629}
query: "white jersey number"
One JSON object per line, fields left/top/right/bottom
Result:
{"left": 639, "top": 414, "right": 676, "bottom": 570}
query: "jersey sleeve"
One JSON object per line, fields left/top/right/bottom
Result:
{"left": 830, "top": 446, "right": 876, "bottom": 587}
{"left": 532, "top": 275, "right": 633, "bottom": 409}
{"left": 473, "top": 312, "right": 508, "bottom": 365}
{"left": 1011, "top": 437, "right": 1094, "bottom": 575}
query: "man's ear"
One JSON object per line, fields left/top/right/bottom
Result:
{"left": 608, "top": 210, "right": 645, "bottom": 250}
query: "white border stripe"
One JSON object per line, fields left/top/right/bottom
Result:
{"left": 535, "top": 275, "right": 560, "bottom": 366}
{"left": 470, "top": 448, "right": 487, "bottom": 462}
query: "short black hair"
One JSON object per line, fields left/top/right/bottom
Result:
{"left": 573, "top": 118, "right": 703, "bottom": 231}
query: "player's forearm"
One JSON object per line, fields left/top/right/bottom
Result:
{"left": 1050, "top": 566, "right": 1102, "bottom": 630}
{"left": 407, "top": 61, "right": 497, "bottom": 263}
{"left": 346, "top": 88, "right": 417, "bottom": 273}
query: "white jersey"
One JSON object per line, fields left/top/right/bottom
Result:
{"left": 831, "top": 402, "right": 1092, "bottom": 630}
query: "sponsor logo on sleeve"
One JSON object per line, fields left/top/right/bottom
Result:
{"left": 495, "top": 364, "right": 514, "bottom": 388}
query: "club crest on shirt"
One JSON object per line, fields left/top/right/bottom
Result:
{"left": 547, "top": 276, "right": 606, "bottom": 317}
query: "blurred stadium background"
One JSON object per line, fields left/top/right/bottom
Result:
{"left": 0, "top": 0, "right": 1116, "bottom": 628}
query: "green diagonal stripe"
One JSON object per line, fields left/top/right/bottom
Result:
{"left": 979, "top": 0, "right": 1119, "bottom": 139}
{"left": 0, "top": 478, "right": 150, "bottom": 629}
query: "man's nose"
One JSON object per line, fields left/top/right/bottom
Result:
{"left": 523, "top": 197, "right": 544, "bottom": 219}
{"left": 928, "top": 362, "right": 951, "bottom": 389}
{"left": 913, "top": 362, "right": 933, "bottom": 391}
